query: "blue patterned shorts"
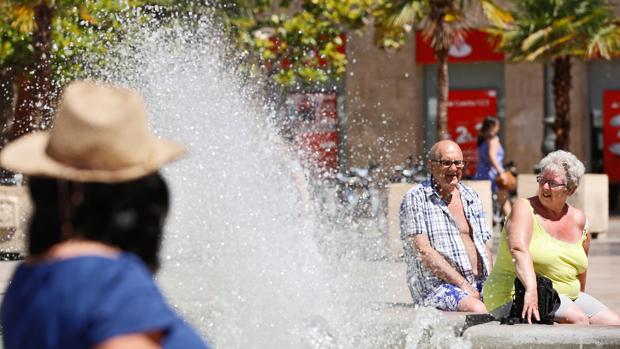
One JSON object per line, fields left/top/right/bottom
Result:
{"left": 423, "top": 280, "right": 483, "bottom": 311}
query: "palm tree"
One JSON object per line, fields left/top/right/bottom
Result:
{"left": 484, "top": 0, "right": 620, "bottom": 151}
{"left": 2, "top": 0, "right": 55, "bottom": 137}
{"left": 376, "top": 0, "right": 490, "bottom": 140}
{"left": 1, "top": 0, "right": 157, "bottom": 138}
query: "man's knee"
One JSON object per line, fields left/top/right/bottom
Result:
{"left": 458, "top": 297, "right": 487, "bottom": 313}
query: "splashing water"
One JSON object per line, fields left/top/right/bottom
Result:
{"left": 81, "top": 10, "right": 470, "bottom": 349}
{"left": 83, "top": 13, "right": 364, "bottom": 348}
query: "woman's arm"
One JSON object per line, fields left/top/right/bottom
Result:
{"left": 506, "top": 198, "right": 539, "bottom": 323}
{"left": 577, "top": 211, "right": 590, "bottom": 292}
{"left": 487, "top": 137, "right": 505, "bottom": 175}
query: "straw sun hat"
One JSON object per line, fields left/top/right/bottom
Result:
{"left": 0, "top": 80, "right": 187, "bottom": 183}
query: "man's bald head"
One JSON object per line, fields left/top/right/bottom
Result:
{"left": 428, "top": 140, "right": 465, "bottom": 191}
{"left": 429, "top": 140, "right": 462, "bottom": 160}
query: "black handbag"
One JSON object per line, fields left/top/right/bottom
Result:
{"left": 501, "top": 274, "right": 561, "bottom": 325}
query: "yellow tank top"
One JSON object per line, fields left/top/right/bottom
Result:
{"left": 483, "top": 199, "right": 588, "bottom": 312}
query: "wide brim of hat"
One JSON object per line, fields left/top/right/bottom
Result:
{"left": 0, "top": 132, "right": 187, "bottom": 183}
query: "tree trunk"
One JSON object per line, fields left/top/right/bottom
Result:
{"left": 0, "top": 68, "right": 17, "bottom": 146}
{"left": 552, "top": 56, "right": 571, "bottom": 150}
{"left": 436, "top": 47, "right": 450, "bottom": 140}
{"left": 17, "top": 2, "right": 55, "bottom": 138}
{"left": 429, "top": 0, "right": 452, "bottom": 141}
{"left": 11, "top": 75, "right": 36, "bottom": 141}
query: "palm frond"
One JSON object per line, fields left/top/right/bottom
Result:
{"left": 392, "top": 1, "right": 425, "bottom": 27}
{"left": 525, "top": 34, "right": 573, "bottom": 61}
{"left": 587, "top": 24, "right": 620, "bottom": 59}
{"left": 481, "top": 0, "right": 513, "bottom": 29}
{"left": 10, "top": 5, "right": 36, "bottom": 34}
{"left": 521, "top": 16, "right": 577, "bottom": 51}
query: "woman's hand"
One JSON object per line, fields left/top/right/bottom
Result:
{"left": 498, "top": 171, "right": 508, "bottom": 183}
{"left": 522, "top": 288, "right": 541, "bottom": 324}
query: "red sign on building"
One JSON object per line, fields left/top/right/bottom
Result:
{"left": 416, "top": 30, "right": 504, "bottom": 64}
{"left": 447, "top": 90, "right": 498, "bottom": 177}
{"left": 286, "top": 92, "right": 339, "bottom": 172}
{"left": 603, "top": 91, "right": 620, "bottom": 182}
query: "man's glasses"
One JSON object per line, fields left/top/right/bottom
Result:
{"left": 536, "top": 175, "right": 566, "bottom": 189}
{"left": 431, "top": 159, "right": 467, "bottom": 168}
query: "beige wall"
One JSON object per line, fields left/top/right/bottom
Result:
{"left": 504, "top": 63, "right": 544, "bottom": 173}
{"left": 503, "top": 61, "right": 590, "bottom": 173}
{"left": 345, "top": 29, "right": 424, "bottom": 181}
{"left": 569, "top": 61, "right": 589, "bottom": 166}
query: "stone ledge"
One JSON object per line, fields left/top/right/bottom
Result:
{"left": 464, "top": 322, "right": 620, "bottom": 349}
{"left": 367, "top": 304, "right": 620, "bottom": 349}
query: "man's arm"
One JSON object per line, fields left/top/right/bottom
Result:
{"left": 409, "top": 234, "right": 481, "bottom": 299}
{"left": 471, "top": 190, "right": 494, "bottom": 269}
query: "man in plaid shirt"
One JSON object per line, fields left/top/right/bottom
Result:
{"left": 400, "top": 140, "right": 494, "bottom": 312}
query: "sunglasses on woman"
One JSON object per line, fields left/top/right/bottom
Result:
{"left": 536, "top": 175, "right": 566, "bottom": 189}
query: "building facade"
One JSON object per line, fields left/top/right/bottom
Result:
{"left": 342, "top": 19, "right": 620, "bottom": 210}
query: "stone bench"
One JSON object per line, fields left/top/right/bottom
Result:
{"left": 0, "top": 185, "right": 30, "bottom": 256}
{"left": 365, "top": 305, "right": 620, "bottom": 349}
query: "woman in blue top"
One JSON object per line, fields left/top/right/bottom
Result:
{"left": 474, "top": 116, "right": 512, "bottom": 217}
{"left": 0, "top": 81, "right": 210, "bottom": 349}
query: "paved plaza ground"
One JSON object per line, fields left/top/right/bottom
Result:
{"left": 579, "top": 215, "right": 620, "bottom": 315}
{"left": 0, "top": 217, "right": 618, "bottom": 348}
{"left": 1, "top": 217, "right": 620, "bottom": 311}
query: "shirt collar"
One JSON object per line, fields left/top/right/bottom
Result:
{"left": 423, "top": 176, "right": 475, "bottom": 206}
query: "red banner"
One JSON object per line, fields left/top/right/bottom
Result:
{"left": 416, "top": 30, "right": 504, "bottom": 64}
{"left": 447, "top": 90, "right": 498, "bottom": 177}
{"left": 286, "top": 92, "right": 339, "bottom": 172}
{"left": 603, "top": 91, "right": 620, "bottom": 182}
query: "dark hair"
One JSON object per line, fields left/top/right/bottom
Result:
{"left": 477, "top": 116, "right": 500, "bottom": 146}
{"left": 27, "top": 173, "right": 169, "bottom": 272}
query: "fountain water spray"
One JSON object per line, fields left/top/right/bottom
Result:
{"left": 82, "top": 12, "right": 369, "bottom": 349}
{"left": 81, "top": 9, "right": 470, "bottom": 349}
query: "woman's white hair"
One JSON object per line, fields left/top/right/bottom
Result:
{"left": 538, "top": 150, "right": 585, "bottom": 191}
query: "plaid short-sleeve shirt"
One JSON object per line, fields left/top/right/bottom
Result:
{"left": 399, "top": 178, "right": 493, "bottom": 305}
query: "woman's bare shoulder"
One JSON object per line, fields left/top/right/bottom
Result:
{"left": 568, "top": 205, "right": 587, "bottom": 230}
{"left": 512, "top": 197, "right": 533, "bottom": 212}
{"left": 506, "top": 197, "right": 533, "bottom": 225}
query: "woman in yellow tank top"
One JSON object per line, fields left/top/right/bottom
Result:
{"left": 483, "top": 150, "right": 620, "bottom": 325}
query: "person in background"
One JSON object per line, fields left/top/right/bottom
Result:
{"left": 400, "top": 140, "right": 493, "bottom": 313}
{"left": 474, "top": 116, "right": 512, "bottom": 218}
{"left": 0, "top": 81, "right": 210, "bottom": 349}
{"left": 483, "top": 150, "right": 620, "bottom": 325}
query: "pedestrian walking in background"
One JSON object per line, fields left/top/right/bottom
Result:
{"left": 0, "top": 81, "right": 210, "bottom": 349}
{"left": 474, "top": 116, "right": 512, "bottom": 219}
